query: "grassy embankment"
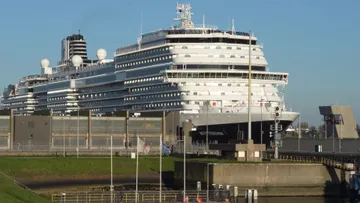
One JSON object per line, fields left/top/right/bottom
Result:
{"left": 0, "top": 156, "right": 299, "bottom": 202}
{"left": 0, "top": 174, "right": 51, "bottom": 203}
{"left": 0, "top": 156, "right": 237, "bottom": 180}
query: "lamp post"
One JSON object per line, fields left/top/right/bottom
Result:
{"left": 110, "top": 112, "right": 114, "bottom": 202}
{"left": 205, "top": 100, "right": 209, "bottom": 151}
{"left": 298, "top": 110, "right": 301, "bottom": 151}
{"left": 247, "top": 31, "right": 253, "bottom": 141}
{"left": 260, "top": 98, "right": 264, "bottom": 145}
{"left": 206, "top": 163, "right": 213, "bottom": 203}
{"left": 77, "top": 107, "right": 79, "bottom": 158}
{"left": 183, "top": 128, "right": 186, "bottom": 202}
{"left": 339, "top": 106, "right": 342, "bottom": 152}
{"left": 332, "top": 115, "right": 335, "bottom": 152}
{"left": 63, "top": 117, "right": 65, "bottom": 157}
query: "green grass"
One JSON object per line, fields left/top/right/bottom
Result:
{"left": 0, "top": 157, "right": 174, "bottom": 178}
{"left": 0, "top": 156, "right": 241, "bottom": 178}
{"left": 0, "top": 175, "right": 51, "bottom": 203}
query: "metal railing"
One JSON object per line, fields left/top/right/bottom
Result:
{"left": 0, "top": 142, "right": 218, "bottom": 156}
{"left": 4, "top": 144, "right": 164, "bottom": 155}
{"left": 265, "top": 150, "right": 357, "bottom": 171}
{"left": 0, "top": 171, "right": 38, "bottom": 195}
{"left": 51, "top": 190, "right": 209, "bottom": 203}
{"left": 172, "top": 142, "right": 220, "bottom": 155}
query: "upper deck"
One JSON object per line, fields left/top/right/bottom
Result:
{"left": 116, "top": 3, "right": 257, "bottom": 56}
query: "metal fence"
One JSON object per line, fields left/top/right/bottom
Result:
{"left": 51, "top": 190, "right": 212, "bottom": 203}
{"left": 172, "top": 142, "right": 220, "bottom": 155}
{"left": 1, "top": 142, "right": 216, "bottom": 157}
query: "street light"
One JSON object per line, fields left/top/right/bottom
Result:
{"left": 260, "top": 98, "right": 264, "bottom": 145}
{"left": 205, "top": 100, "right": 209, "bottom": 151}
{"left": 110, "top": 112, "right": 114, "bottom": 202}
{"left": 206, "top": 163, "right": 213, "bottom": 203}
{"left": 77, "top": 107, "right": 79, "bottom": 158}
{"left": 247, "top": 31, "right": 253, "bottom": 141}
{"left": 339, "top": 106, "right": 342, "bottom": 152}
{"left": 176, "top": 128, "right": 187, "bottom": 202}
{"left": 183, "top": 127, "right": 186, "bottom": 202}
{"left": 63, "top": 117, "right": 65, "bottom": 157}
{"left": 298, "top": 109, "right": 301, "bottom": 151}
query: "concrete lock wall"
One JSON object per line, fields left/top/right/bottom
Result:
{"left": 174, "top": 161, "right": 349, "bottom": 195}
{"left": 6, "top": 115, "right": 164, "bottom": 148}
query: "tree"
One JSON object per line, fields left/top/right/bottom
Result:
{"left": 357, "top": 124, "right": 360, "bottom": 136}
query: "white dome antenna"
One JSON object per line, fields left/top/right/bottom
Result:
{"left": 40, "top": 58, "right": 50, "bottom": 68}
{"left": 71, "top": 55, "right": 83, "bottom": 68}
{"left": 96, "top": 48, "right": 107, "bottom": 61}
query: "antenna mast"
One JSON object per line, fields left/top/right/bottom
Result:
{"left": 174, "top": 3, "right": 194, "bottom": 28}
{"left": 202, "top": 15, "right": 205, "bottom": 33}
{"left": 231, "top": 19, "right": 235, "bottom": 35}
{"left": 137, "top": 12, "right": 143, "bottom": 49}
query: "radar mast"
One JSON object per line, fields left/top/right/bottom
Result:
{"left": 174, "top": 3, "right": 194, "bottom": 29}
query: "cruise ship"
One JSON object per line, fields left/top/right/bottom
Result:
{"left": 1, "top": 4, "right": 299, "bottom": 144}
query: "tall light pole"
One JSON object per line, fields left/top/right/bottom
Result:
{"left": 205, "top": 100, "right": 209, "bottom": 151}
{"left": 110, "top": 112, "right": 114, "bottom": 202}
{"left": 332, "top": 114, "right": 335, "bottom": 152}
{"left": 183, "top": 128, "right": 186, "bottom": 202}
{"left": 339, "top": 106, "right": 342, "bottom": 152}
{"left": 247, "top": 31, "right": 253, "bottom": 141}
{"left": 77, "top": 107, "right": 79, "bottom": 158}
{"left": 260, "top": 98, "right": 264, "bottom": 145}
{"left": 63, "top": 117, "right": 65, "bottom": 157}
{"left": 297, "top": 111, "right": 301, "bottom": 151}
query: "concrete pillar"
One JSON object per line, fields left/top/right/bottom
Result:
{"left": 87, "top": 110, "right": 91, "bottom": 150}
{"left": 182, "top": 121, "right": 193, "bottom": 146}
{"left": 125, "top": 110, "right": 129, "bottom": 148}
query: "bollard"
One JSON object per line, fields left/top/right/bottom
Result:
{"left": 253, "top": 189, "right": 258, "bottom": 200}
{"left": 245, "top": 189, "right": 252, "bottom": 200}
{"left": 234, "top": 186, "right": 238, "bottom": 203}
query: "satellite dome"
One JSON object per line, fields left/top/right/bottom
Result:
{"left": 40, "top": 58, "right": 50, "bottom": 68}
{"left": 71, "top": 55, "right": 83, "bottom": 67}
{"left": 96, "top": 48, "right": 107, "bottom": 60}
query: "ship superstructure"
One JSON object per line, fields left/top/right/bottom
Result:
{"left": 1, "top": 4, "right": 299, "bottom": 143}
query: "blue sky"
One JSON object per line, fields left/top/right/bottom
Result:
{"left": 0, "top": 0, "right": 359, "bottom": 126}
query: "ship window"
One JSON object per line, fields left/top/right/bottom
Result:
{"left": 218, "top": 84, "right": 222, "bottom": 86}
{"left": 230, "top": 55, "right": 235, "bottom": 58}
{"left": 216, "top": 46, "right": 221, "bottom": 49}
{"left": 227, "top": 84, "right": 231, "bottom": 86}
{"left": 237, "top": 47, "right": 242, "bottom": 50}
{"left": 241, "top": 56, "right": 245, "bottom": 58}
{"left": 221, "top": 92, "right": 225, "bottom": 95}
{"left": 185, "top": 54, "right": 191, "bottom": 58}
{"left": 227, "top": 47, "right": 232, "bottom": 50}
{"left": 220, "top": 55, "right": 225, "bottom": 58}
